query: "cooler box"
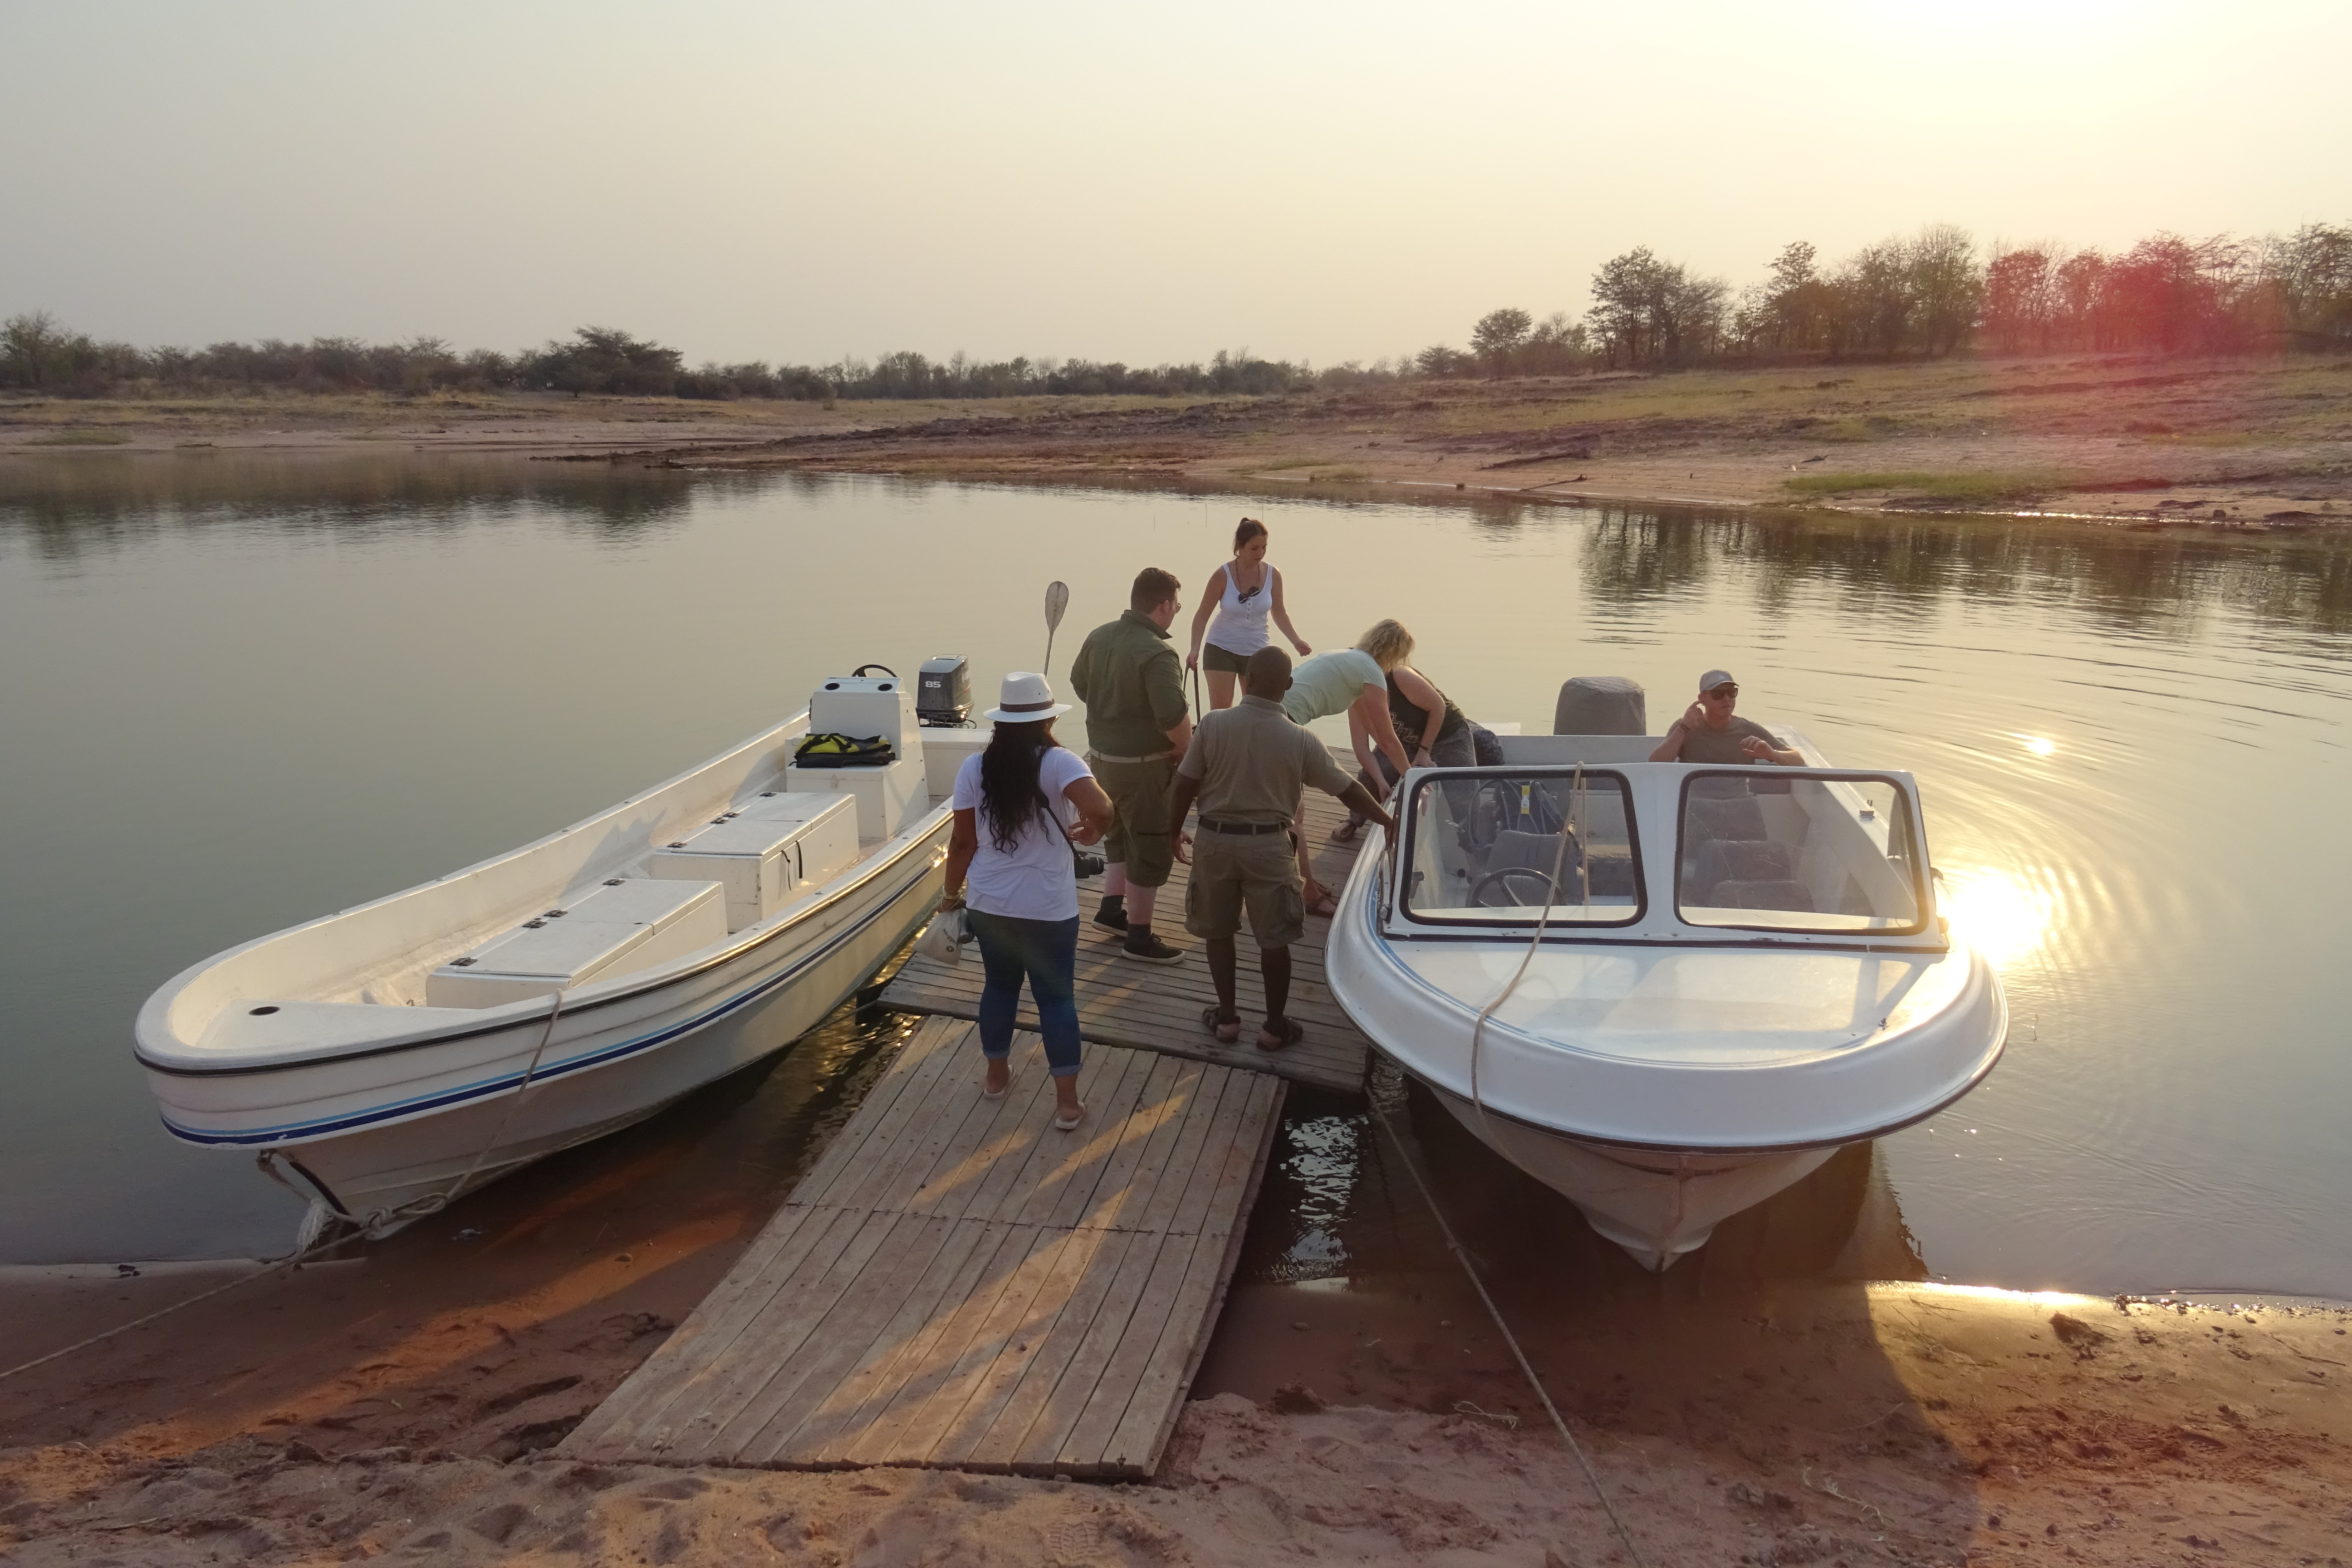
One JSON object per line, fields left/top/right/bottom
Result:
{"left": 646, "top": 793, "right": 859, "bottom": 931}
{"left": 785, "top": 752, "right": 929, "bottom": 840}
{"left": 427, "top": 878, "right": 727, "bottom": 1009}
{"left": 808, "top": 673, "right": 919, "bottom": 758}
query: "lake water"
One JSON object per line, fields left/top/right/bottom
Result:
{"left": 4, "top": 453, "right": 2348, "bottom": 1299}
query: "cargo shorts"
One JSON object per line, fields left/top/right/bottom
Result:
{"left": 1092, "top": 754, "right": 1177, "bottom": 888}
{"left": 1184, "top": 828, "right": 1306, "bottom": 950}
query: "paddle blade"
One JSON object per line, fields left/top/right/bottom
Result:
{"left": 1044, "top": 580, "right": 1069, "bottom": 632}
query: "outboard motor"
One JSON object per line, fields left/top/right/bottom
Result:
{"left": 916, "top": 655, "right": 972, "bottom": 727}
{"left": 1554, "top": 675, "right": 1646, "bottom": 735}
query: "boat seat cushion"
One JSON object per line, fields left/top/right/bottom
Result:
{"left": 1703, "top": 878, "right": 1815, "bottom": 912}
{"left": 1686, "top": 794, "right": 1769, "bottom": 842}
{"left": 1479, "top": 829, "right": 1584, "bottom": 894}
{"left": 1687, "top": 838, "right": 1798, "bottom": 892}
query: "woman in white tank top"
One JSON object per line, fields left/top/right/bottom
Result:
{"left": 1185, "top": 518, "right": 1313, "bottom": 710}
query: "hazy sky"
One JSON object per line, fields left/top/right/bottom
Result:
{"left": 4, "top": 1, "right": 2344, "bottom": 367}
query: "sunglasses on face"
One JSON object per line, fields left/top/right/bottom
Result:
{"left": 1706, "top": 685, "right": 1739, "bottom": 699}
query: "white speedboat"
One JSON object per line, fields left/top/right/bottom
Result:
{"left": 136, "top": 668, "right": 984, "bottom": 1246}
{"left": 1328, "top": 725, "right": 2004, "bottom": 1270}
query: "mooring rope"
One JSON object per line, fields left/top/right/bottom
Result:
{"left": 1365, "top": 1085, "right": 1649, "bottom": 1568}
{"left": 1, "top": 987, "right": 571, "bottom": 1386}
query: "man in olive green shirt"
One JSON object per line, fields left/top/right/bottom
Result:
{"left": 1170, "top": 647, "right": 1395, "bottom": 1052}
{"left": 1068, "top": 567, "right": 1194, "bottom": 964}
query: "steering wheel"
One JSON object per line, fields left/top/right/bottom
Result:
{"left": 1470, "top": 866, "right": 1570, "bottom": 908}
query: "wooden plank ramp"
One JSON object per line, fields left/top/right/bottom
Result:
{"left": 881, "top": 769, "right": 1375, "bottom": 1097}
{"left": 561, "top": 1013, "right": 1285, "bottom": 1478}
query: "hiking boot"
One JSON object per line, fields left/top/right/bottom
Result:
{"left": 1121, "top": 927, "right": 1185, "bottom": 965}
{"left": 1093, "top": 896, "right": 1129, "bottom": 934}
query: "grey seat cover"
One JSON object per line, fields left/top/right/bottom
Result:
{"left": 1553, "top": 675, "right": 1647, "bottom": 736}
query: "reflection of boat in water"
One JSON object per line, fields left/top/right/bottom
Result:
{"left": 1328, "top": 719, "right": 2005, "bottom": 1270}
{"left": 136, "top": 668, "right": 983, "bottom": 1245}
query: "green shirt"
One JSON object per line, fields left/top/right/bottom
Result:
{"left": 1178, "top": 696, "right": 1356, "bottom": 825}
{"left": 1068, "top": 610, "right": 1189, "bottom": 757}
{"left": 1280, "top": 648, "right": 1384, "bottom": 725}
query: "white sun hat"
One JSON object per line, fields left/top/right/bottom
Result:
{"left": 982, "top": 671, "right": 1072, "bottom": 724}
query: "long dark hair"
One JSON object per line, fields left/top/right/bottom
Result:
{"left": 979, "top": 718, "right": 1060, "bottom": 853}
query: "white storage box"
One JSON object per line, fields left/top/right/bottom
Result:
{"left": 808, "top": 673, "right": 918, "bottom": 758}
{"left": 732, "top": 790, "right": 861, "bottom": 888}
{"left": 646, "top": 791, "right": 858, "bottom": 931}
{"left": 784, "top": 751, "right": 929, "bottom": 840}
{"left": 427, "top": 878, "right": 727, "bottom": 1009}
{"left": 919, "top": 730, "right": 990, "bottom": 800}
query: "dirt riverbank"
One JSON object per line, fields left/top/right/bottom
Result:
{"left": 5, "top": 1256, "right": 2347, "bottom": 1565}
{"left": 7, "top": 1130, "right": 2351, "bottom": 1568}
{"left": 5, "top": 355, "right": 2352, "bottom": 526}
{"left": 5, "top": 354, "right": 2348, "bottom": 526}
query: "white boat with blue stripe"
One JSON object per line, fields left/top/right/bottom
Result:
{"left": 135, "top": 667, "right": 986, "bottom": 1245}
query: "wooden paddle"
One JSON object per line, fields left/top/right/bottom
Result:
{"left": 1042, "top": 580, "right": 1069, "bottom": 674}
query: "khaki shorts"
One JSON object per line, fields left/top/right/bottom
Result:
{"left": 1093, "top": 755, "right": 1176, "bottom": 888}
{"left": 1184, "top": 828, "right": 1306, "bottom": 949}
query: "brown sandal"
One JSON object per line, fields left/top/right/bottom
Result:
{"left": 1257, "top": 1017, "right": 1305, "bottom": 1053}
{"left": 1202, "top": 1006, "right": 1242, "bottom": 1044}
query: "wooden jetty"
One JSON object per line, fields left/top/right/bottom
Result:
{"left": 881, "top": 779, "right": 1376, "bottom": 1097}
{"left": 561, "top": 1015, "right": 1284, "bottom": 1478}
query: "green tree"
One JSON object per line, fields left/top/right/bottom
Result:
{"left": 1470, "top": 308, "right": 1533, "bottom": 375}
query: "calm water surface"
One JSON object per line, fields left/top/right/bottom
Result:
{"left": 3, "top": 453, "right": 2347, "bottom": 1298}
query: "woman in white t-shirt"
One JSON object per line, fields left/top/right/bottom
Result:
{"left": 941, "top": 672, "right": 1114, "bottom": 1130}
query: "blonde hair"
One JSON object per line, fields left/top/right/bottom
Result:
{"left": 1355, "top": 618, "right": 1415, "bottom": 671}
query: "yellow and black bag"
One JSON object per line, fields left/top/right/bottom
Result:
{"left": 794, "top": 732, "right": 897, "bottom": 769}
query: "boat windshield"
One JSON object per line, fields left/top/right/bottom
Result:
{"left": 1676, "top": 772, "right": 1926, "bottom": 935}
{"left": 1397, "top": 769, "right": 1644, "bottom": 926}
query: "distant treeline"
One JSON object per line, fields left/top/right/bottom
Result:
{"left": 0, "top": 318, "right": 1318, "bottom": 401}
{"left": 3, "top": 220, "right": 2346, "bottom": 400}
{"left": 1431, "top": 221, "right": 2352, "bottom": 375}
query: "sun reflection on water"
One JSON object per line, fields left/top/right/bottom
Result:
{"left": 1939, "top": 866, "right": 2056, "bottom": 969}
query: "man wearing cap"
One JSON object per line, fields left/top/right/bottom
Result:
{"left": 1068, "top": 567, "right": 1193, "bottom": 964}
{"left": 1169, "top": 647, "right": 1396, "bottom": 1053}
{"left": 1650, "top": 670, "right": 1803, "bottom": 764}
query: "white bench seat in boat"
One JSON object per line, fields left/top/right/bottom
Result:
{"left": 646, "top": 792, "right": 858, "bottom": 931}
{"left": 784, "top": 752, "right": 929, "bottom": 841}
{"left": 426, "top": 877, "right": 727, "bottom": 1009}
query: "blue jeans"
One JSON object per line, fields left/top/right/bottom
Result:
{"left": 963, "top": 909, "right": 1083, "bottom": 1078}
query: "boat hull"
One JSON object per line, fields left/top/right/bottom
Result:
{"left": 160, "top": 825, "right": 946, "bottom": 1233}
{"left": 1421, "top": 1080, "right": 1839, "bottom": 1270}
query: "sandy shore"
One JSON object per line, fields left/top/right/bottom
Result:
{"left": 7, "top": 355, "right": 2347, "bottom": 528}
{"left": 7, "top": 1232, "right": 2350, "bottom": 1562}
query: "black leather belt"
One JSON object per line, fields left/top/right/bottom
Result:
{"left": 1200, "top": 819, "right": 1289, "bottom": 835}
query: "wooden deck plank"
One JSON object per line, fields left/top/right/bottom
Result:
{"left": 838, "top": 1221, "right": 1050, "bottom": 1466}
{"left": 876, "top": 977, "right": 1365, "bottom": 1094}
{"left": 571, "top": 1203, "right": 870, "bottom": 1460}
{"left": 1056, "top": 1228, "right": 1205, "bottom": 1468}
{"left": 795, "top": 1214, "right": 1019, "bottom": 1466}
{"left": 723, "top": 1210, "right": 970, "bottom": 1466}
{"left": 663, "top": 1206, "right": 912, "bottom": 1462}
{"left": 1008, "top": 1230, "right": 1174, "bottom": 1470}
{"left": 563, "top": 1026, "right": 1282, "bottom": 1478}
{"left": 921, "top": 1221, "right": 1115, "bottom": 1467}
{"left": 787, "top": 1017, "right": 967, "bottom": 1210}
{"left": 960, "top": 1226, "right": 1142, "bottom": 1468}
{"left": 1040, "top": 1052, "right": 1185, "bottom": 1233}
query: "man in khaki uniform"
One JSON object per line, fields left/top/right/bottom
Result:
{"left": 1169, "top": 647, "right": 1395, "bottom": 1052}
{"left": 1068, "top": 567, "right": 1193, "bottom": 964}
